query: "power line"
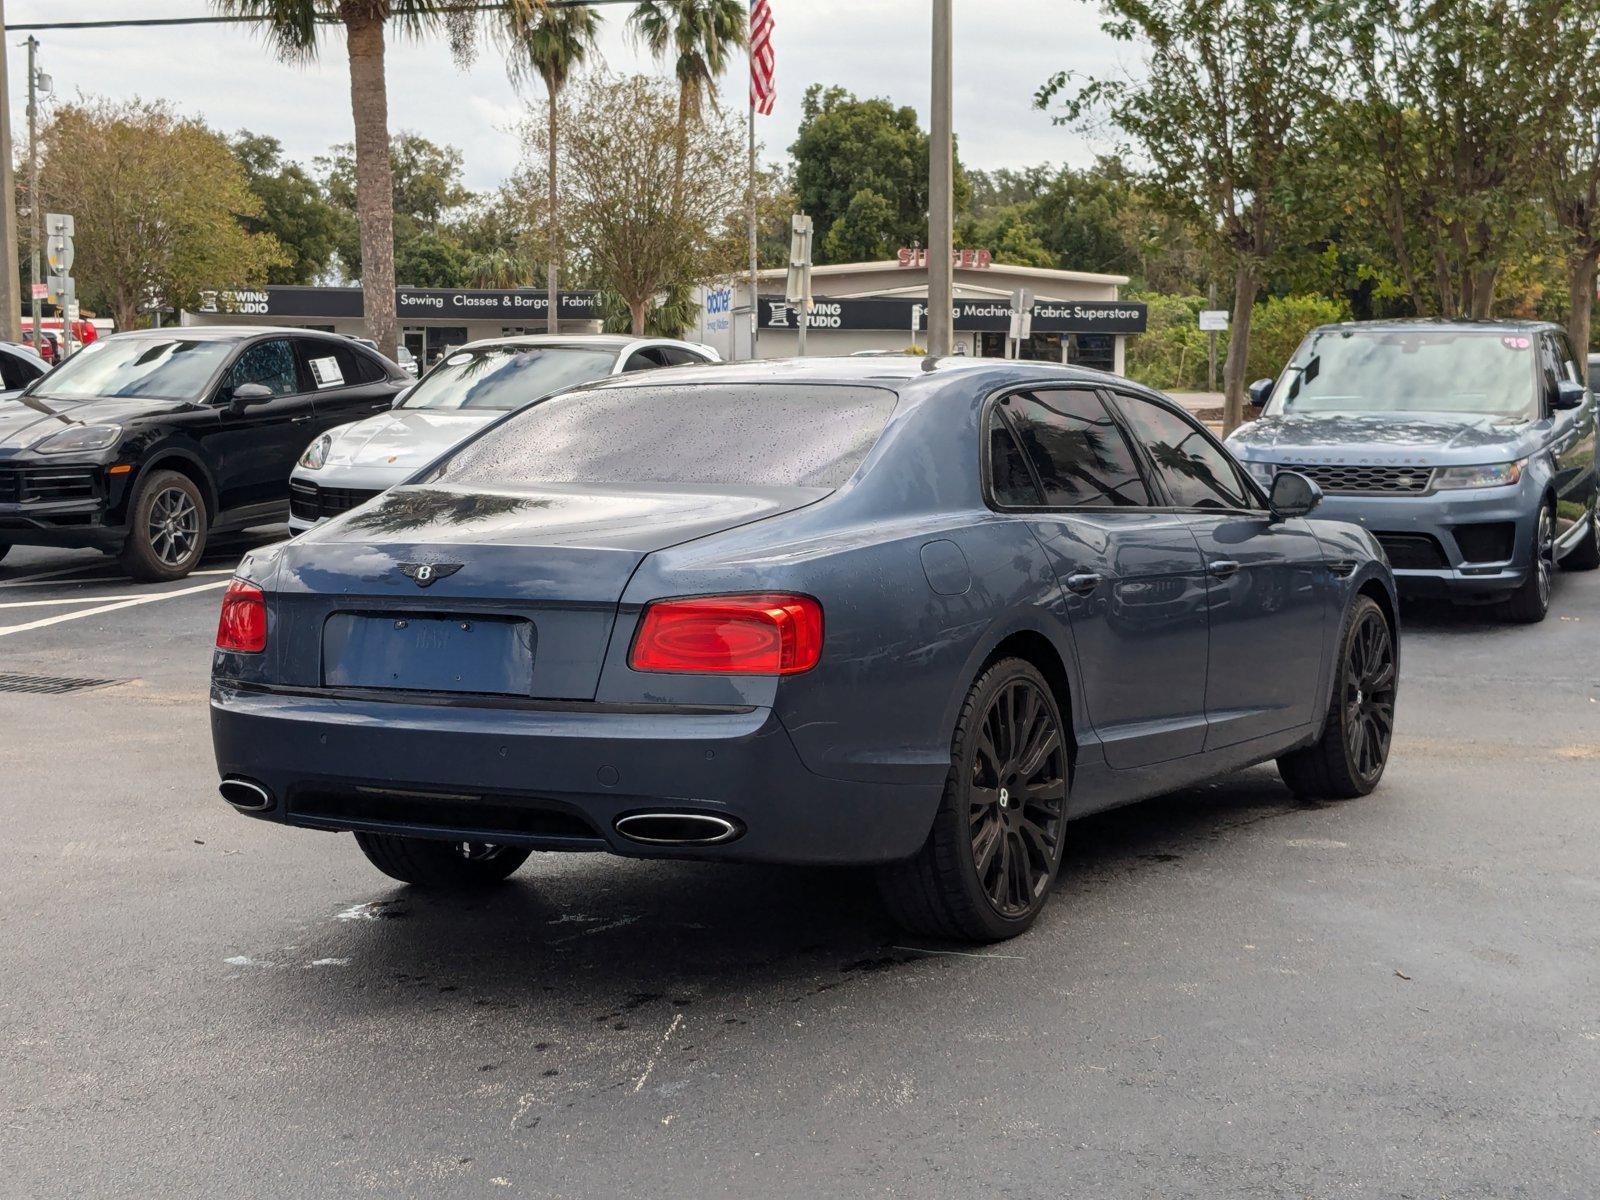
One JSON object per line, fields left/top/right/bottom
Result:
{"left": 8, "top": 1, "right": 639, "bottom": 34}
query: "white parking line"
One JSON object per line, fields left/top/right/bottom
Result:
{"left": 0, "top": 579, "right": 229, "bottom": 638}
{"left": 0, "top": 561, "right": 112, "bottom": 588}
{"left": 0, "top": 567, "right": 237, "bottom": 590}
{"left": 0, "top": 594, "right": 170, "bottom": 609}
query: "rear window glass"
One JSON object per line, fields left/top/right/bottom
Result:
{"left": 428, "top": 383, "right": 897, "bottom": 490}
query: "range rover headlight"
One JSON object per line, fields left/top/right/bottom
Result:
{"left": 35, "top": 423, "right": 121, "bottom": 455}
{"left": 1434, "top": 460, "right": 1524, "bottom": 489}
{"left": 298, "top": 433, "right": 332, "bottom": 470}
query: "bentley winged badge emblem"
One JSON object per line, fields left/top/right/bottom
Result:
{"left": 397, "top": 562, "right": 463, "bottom": 588}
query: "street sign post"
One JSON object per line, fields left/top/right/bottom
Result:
{"left": 786, "top": 213, "right": 814, "bottom": 357}
{"left": 1200, "top": 304, "right": 1228, "bottom": 392}
{"left": 45, "top": 213, "right": 75, "bottom": 356}
{"left": 1198, "top": 309, "right": 1229, "bottom": 331}
{"left": 1008, "top": 287, "right": 1036, "bottom": 358}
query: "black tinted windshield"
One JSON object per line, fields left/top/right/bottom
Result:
{"left": 399, "top": 345, "right": 616, "bottom": 412}
{"left": 428, "top": 383, "right": 898, "bottom": 489}
{"left": 31, "top": 337, "right": 235, "bottom": 401}
{"left": 1266, "top": 328, "right": 1537, "bottom": 419}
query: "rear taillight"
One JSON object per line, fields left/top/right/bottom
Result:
{"left": 629, "top": 593, "right": 823, "bottom": 676}
{"left": 216, "top": 579, "right": 267, "bottom": 653}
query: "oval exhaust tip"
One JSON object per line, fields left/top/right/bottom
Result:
{"left": 614, "top": 812, "right": 742, "bottom": 846}
{"left": 219, "top": 777, "right": 273, "bottom": 812}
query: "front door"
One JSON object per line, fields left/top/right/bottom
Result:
{"left": 1544, "top": 331, "right": 1598, "bottom": 547}
{"left": 1111, "top": 391, "right": 1327, "bottom": 748}
{"left": 988, "top": 388, "right": 1211, "bottom": 768}
{"left": 210, "top": 337, "right": 318, "bottom": 512}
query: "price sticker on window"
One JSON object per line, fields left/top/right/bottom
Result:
{"left": 309, "top": 356, "right": 345, "bottom": 388}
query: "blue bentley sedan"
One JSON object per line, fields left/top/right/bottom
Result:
{"left": 211, "top": 358, "right": 1398, "bottom": 940}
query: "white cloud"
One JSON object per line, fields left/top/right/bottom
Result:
{"left": 7, "top": 0, "right": 1124, "bottom": 189}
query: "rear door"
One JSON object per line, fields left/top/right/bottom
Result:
{"left": 297, "top": 339, "right": 399, "bottom": 431}
{"left": 989, "top": 387, "right": 1211, "bottom": 768}
{"left": 1110, "top": 390, "right": 1327, "bottom": 749}
{"left": 211, "top": 337, "right": 319, "bottom": 512}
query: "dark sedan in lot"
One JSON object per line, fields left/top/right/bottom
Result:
{"left": 0, "top": 327, "right": 408, "bottom": 579}
{"left": 1228, "top": 319, "right": 1598, "bottom": 622}
{"left": 211, "top": 358, "right": 1398, "bottom": 940}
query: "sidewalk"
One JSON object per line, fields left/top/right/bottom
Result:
{"left": 1167, "top": 390, "right": 1225, "bottom": 431}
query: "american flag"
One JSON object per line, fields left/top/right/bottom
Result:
{"left": 749, "top": 0, "right": 776, "bottom": 116}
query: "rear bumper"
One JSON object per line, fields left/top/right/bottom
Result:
{"left": 209, "top": 682, "right": 940, "bottom": 866}
{"left": 1314, "top": 486, "right": 1536, "bottom": 598}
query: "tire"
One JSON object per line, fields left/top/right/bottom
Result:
{"left": 1278, "top": 595, "right": 1396, "bottom": 800}
{"left": 353, "top": 832, "right": 531, "bottom": 888}
{"left": 119, "top": 469, "right": 208, "bottom": 582}
{"left": 876, "top": 657, "right": 1069, "bottom": 942}
{"left": 1498, "top": 503, "right": 1555, "bottom": 623}
{"left": 1559, "top": 505, "right": 1600, "bottom": 572}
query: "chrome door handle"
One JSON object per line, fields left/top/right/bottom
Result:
{"left": 1064, "top": 572, "right": 1103, "bottom": 595}
{"left": 291, "top": 415, "right": 313, "bottom": 424}
{"left": 1208, "top": 559, "right": 1241, "bottom": 579}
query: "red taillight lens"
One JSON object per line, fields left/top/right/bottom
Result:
{"left": 216, "top": 580, "right": 267, "bottom": 653}
{"left": 629, "top": 593, "right": 823, "bottom": 676}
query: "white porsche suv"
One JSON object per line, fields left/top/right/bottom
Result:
{"left": 287, "top": 334, "right": 718, "bottom": 532}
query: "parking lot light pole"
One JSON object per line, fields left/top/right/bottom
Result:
{"left": 927, "top": 0, "right": 954, "bottom": 358}
{"left": 26, "top": 35, "right": 40, "bottom": 348}
{"left": 0, "top": 1, "right": 21, "bottom": 344}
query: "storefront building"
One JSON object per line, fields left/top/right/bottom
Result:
{"left": 182, "top": 286, "right": 605, "bottom": 369}
{"left": 692, "top": 255, "right": 1148, "bottom": 372}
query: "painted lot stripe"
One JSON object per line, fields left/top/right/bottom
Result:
{"left": 0, "top": 561, "right": 112, "bottom": 588}
{"left": 0, "top": 579, "right": 229, "bottom": 637}
{"left": 0, "top": 567, "right": 236, "bottom": 590}
{"left": 0, "top": 594, "right": 177, "bottom": 609}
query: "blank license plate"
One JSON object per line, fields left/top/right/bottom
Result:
{"left": 322, "top": 614, "right": 535, "bottom": 695}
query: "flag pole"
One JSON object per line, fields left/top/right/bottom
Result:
{"left": 746, "top": 6, "right": 759, "bottom": 362}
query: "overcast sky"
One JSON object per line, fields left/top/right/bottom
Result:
{"left": 7, "top": 0, "right": 1129, "bottom": 191}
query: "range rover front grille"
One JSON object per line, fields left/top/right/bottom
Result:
{"left": 0, "top": 466, "right": 98, "bottom": 505}
{"left": 1291, "top": 463, "right": 1434, "bottom": 495}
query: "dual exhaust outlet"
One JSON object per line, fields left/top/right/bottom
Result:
{"left": 219, "top": 775, "right": 741, "bottom": 848}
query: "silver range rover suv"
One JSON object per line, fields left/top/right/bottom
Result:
{"left": 1226, "top": 319, "right": 1598, "bottom": 622}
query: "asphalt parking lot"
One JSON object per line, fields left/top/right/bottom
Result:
{"left": 3, "top": 534, "right": 1598, "bottom": 1199}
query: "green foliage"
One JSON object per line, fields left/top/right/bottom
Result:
{"left": 630, "top": 0, "right": 748, "bottom": 124}
{"left": 822, "top": 189, "right": 899, "bottom": 262}
{"left": 1124, "top": 292, "right": 1348, "bottom": 391}
{"left": 791, "top": 84, "right": 968, "bottom": 264}
{"left": 39, "top": 97, "right": 285, "bottom": 330}
{"left": 1245, "top": 294, "right": 1350, "bottom": 382}
{"left": 231, "top": 130, "right": 342, "bottom": 284}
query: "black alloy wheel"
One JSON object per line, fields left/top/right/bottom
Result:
{"left": 877, "top": 657, "right": 1069, "bottom": 941}
{"left": 1278, "top": 595, "right": 1396, "bottom": 799}
{"left": 120, "top": 468, "right": 209, "bottom": 582}
{"left": 1341, "top": 606, "right": 1397, "bottom": 786}
{"left": 968, "top": 676, "right": 1068, "bottom": 919}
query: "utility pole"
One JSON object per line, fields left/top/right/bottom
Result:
{"left": 926, "top": 0, "right": 954, "bottom": 358}
{"left": 26, "top": 35, "right": 41, "bottom": 350}
{"left": 0, "top": 1, "right": 21, "bottom": 344}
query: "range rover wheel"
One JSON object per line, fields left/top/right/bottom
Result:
{"left": 119, "top": 469, "right": 208, "bottom": 582}
{"left": 354, "top": 832, "right": 531, "bottom": 888}
{"left": 1278, "top": 595, "right": 1395, "bottom": 800}
{"left": 1559, "top": 505, "right": 1600, "bottom": 572}
{"left": 877, "top": 657, "right": 1068, "bottom": 941}
{"left": 1498, "top": 504, "right": 1555, "bottom": 623}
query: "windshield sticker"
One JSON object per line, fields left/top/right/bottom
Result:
{"left": 1501, "top": 336, "right": 1531, "bottom": 350}
{"left": 308, "top": 356, "right": 345, "bottom": 388}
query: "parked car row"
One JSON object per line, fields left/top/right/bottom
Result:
{"left": 0, "top": 327, "right": 717, "bottom": 579}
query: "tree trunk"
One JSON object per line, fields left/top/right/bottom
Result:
{"left": 1569, "top": 250, "right": 1599, "bottom": 368}
{"left": 1221, "top": 262, "right": 1258, "bottom": 434}
{"left": 345, "top": 14, "right": 398, "bottom": 359}
{"left": 546, "top": 92, "right": 559, "bottom": 335}
{"left": 628, "top": 298, "right": 648, "bottom": 336}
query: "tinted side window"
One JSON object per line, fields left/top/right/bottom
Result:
{"left": 622, "top": 349, "right": 665, "bottom": 372}
{"left": 658, "top": 346, "right": 704, "bottom": 366}
{"left": 228, "top": 339, "right": 299, "bottom": 397}
{"left": 1003, "top": 388, "right": 1150, "bottom": 507}
{"left": 1555, "top": 331, "right": 1582, "bottom": 383}
{"left": 987, "top": 407, "right": 1042, "bottom": 506}
{"left": 1116, "top": 394, "right": 1254, "bottom": 510}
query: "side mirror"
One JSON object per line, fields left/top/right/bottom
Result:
{"left": 228, "top": 381, "right": 274, "bottom": 410}
{"left": 1247, "top": 378, "right": 1274, "bottom": 408}
{"left": 1553, "top": 379, "right": 1588, "bottom": 411}
{"left": 1269, "top": 470, "right": 1322, "bottom": 520}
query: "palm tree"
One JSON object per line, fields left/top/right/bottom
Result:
{"left": 498, "top": 1, "right": 601, "bottom": 333}
{"left": 215, "top": 1, "right": 453, "bottom": 358}
{"left": 629, "top": 0, "right": 747, "bottom": 131}
{"left": 464, "top": 247, "right": 536, "bottom": 289}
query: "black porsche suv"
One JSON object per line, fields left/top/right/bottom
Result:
{"left": 0, "top": 327, "right": 408, "bottom": 580}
